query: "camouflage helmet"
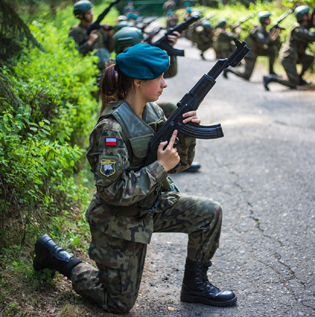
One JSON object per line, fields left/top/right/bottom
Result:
{"left": 216, "top": 18, "right": 227, "bottom": 28}
{"left": 113, "top": 26, "right": 144, "bottom": 54}
{"left": 202, "top": 20, "right": 212, "bottom": 28}
{"left": 295, "top": 5, "right": 310, "bottom": 22}
{"left": 73, "top": 0, "right": 93, "bottom": 17}
{"left": 258, "top": 11, "right": 271, "bottom": 23}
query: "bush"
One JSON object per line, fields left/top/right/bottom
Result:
{"left": 0, "top": 13, "right": 101, "bottom": 247}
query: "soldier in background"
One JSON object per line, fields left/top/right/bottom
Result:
{"left": 184, "top": 2, "right": 191, "bottom": 9}
{"left": 126, "top": 12, "right": 139, "bottom": 26}
{"left": 166, "top": 10, "right": 179, "bottom": 30}
{"left": 69, "top": 0, "right": 114, "bottom": 71}
{"left": 163, "top": 0, "right": 176, "bottom": 16}
{"left": 184, "top": 6, "right": 193, "bottom": 21}
{"left": 184, "top": 7, "right": 194, "bottom": 41}
{"left": 263, "top": 5, "right": 315, "bottom": 91}
{"left": 123, "top": 1, "right": 134, "bottom": 15}
{"left": 213, "top": 18, "right": 240, "bottom": 59}
{"left": 223, "top": 11, "right": 280, "bottom": 80}
{"left": 191, "top": 20, "right": 215, "bottom": 60}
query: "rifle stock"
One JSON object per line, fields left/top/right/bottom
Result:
{"left": 144, "top": 38, "right": 250, "bottom": 167}
{"left": 230, "top": 13, "right": 256, "bottom": 31}
{"left": 151, "top": 15, "right": 200, "bottom": 56}
{"left": 201, "top": 13, "right": 216, "bottom": 22}
{"left": 86, "top": 0, "right": 120, "bottom": 35}
{"left": 143, "top": 27, "right": 165, "bottom": 45}
{"left": 137, "top": 16, "right": 159, "bottom": 32}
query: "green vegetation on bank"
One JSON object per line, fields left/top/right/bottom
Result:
{"left": 0, "top": 1, "right": 314, "bottom": 315}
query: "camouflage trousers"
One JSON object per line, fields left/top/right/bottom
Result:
{"left": 215, "top": 49, "right": 234, "bottom": 60}
{"left": 231, "top": 45, "right": 277, "bottom": 80}
{"left": 279, "top": 52, "right": 314, "bottom": 88}
{"left": 70, "top": 193, "right": 222, "bottom": 314}
{"left": 197, "top": 42, "right": 213, "bottom": 53}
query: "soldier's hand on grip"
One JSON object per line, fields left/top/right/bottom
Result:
{"left": 182, "top": 110, "right": 200, "bottom": 124}
{"left": 157, "top": 130, "right": 180, "bottom": 172}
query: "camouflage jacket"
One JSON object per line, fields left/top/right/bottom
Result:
{"left": 191, "top": 24, "right": 214, "bottom": 46}
{"left": 280, "top": 22, "right": 315, "bottom": 58}
{"left": 163, "top": 1, "right": 176, "bottom": 14}
{"left": 245, "top": 24, "right": 276, "bottom": 53}
{"left": 69, "top": 23, "right": 113, "bottom": 55}
{"left": 85, "top": 100, "right": 196, "bottom": 244}
{"left": 213, "top": 28, "right": 239, "bottom": 52}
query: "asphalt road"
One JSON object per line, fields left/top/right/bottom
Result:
{"left": 121, "top": 38, "right": 315, "bottom": 317}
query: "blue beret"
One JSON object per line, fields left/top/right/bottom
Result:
{"left": 116, "top": 43, "right": 169, "bottom": 80}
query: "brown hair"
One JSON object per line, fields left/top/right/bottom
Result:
{"left": 100, "top": 60, "right": 134, "bottom": 112}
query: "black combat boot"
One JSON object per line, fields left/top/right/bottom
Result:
{"left": 269, "top": 71, "right": 282, "bottom": 78}
{"left": 33, "top": 234, "right": 81, "bottom": 279}
{"left": 180, "top": 258, "right": 237, "bottom": 307}
{"left": 298, "top": 75, "right": 311, "bottom": 86}
{"left": 263, "top": 75, "right": 278, "bottom": 91}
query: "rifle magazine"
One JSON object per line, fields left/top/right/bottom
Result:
{"left": 181, "top": 123, "right": 224, "bottom": 139}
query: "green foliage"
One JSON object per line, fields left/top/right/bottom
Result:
{"left": 0, "top": 8, "right": 101, "bottom": 247}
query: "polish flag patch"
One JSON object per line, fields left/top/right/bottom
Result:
{"left": 105, "top": 137, "right": 117, "bottom": 146}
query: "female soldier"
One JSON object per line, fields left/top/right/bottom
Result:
{"left": 33, "top": 43, "right": 236, "bottom": 314}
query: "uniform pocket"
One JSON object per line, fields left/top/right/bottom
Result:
{"left": 129, "top": 134, "right": 153, "bottom": 168}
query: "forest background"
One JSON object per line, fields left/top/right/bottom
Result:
{"left": 0, "top": 0, "right": 314, "bottom": 316}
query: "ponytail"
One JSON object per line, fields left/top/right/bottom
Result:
{"left": 100, "top": 60, "right": 134, "bottom": 112}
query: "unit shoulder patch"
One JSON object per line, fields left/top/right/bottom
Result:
{"left": 100, "top": 159, "right": 116, "bottom": 177}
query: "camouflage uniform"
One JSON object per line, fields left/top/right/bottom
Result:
{"left": 69, "top": 100, "right": 223, "bottom": 314}
{"left": 191, "top": 23, "right": 214, "bottom": 54}
{"left": 163, "top": 0, "right": 176, "bottom": 15}
{"left": 230, "top": 24, "right": 278, "bottom": 79}
{"left": 213, "top": 28, "right": 239, "bottom": 59}
{"left": 278, "top": 22, "right": 315, "bottom": 88}
{"left": 69, "top": 24, "right": 113, "bottom": 70}
{"left": 166, "top": 14, "right": 179, "bottom": 30}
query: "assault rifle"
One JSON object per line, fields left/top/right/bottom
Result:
{"left": 201, "top": 12, "right": 216, "bottom": 22}
{"left": 86, "top": 0, "right": 121, "bottom": 35}
{"left": 144, "top": 38, "right": 250, "bottom": 167}
{"left": 144, "top": 27, "right": 165, "bottom": 45}
{"left": 136, "top": 16, "right": 159, "bottom": 32}
{"left": 151, "top": 14, "right": 200, "bottom": 56}
{"left": 269, "top": 6, "right": 296, "bottom": 31}
{"left": 230, "top": 13, "right": 256, "bottom": 31}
